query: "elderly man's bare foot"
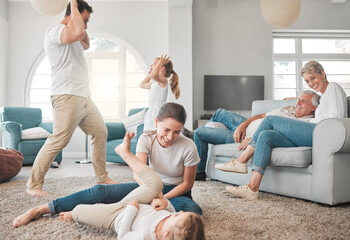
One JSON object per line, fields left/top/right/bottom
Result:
{"left": 58, "top": 211, "right": 73, "bottom": 221}
{"left": 13, "top": 204, "right": 49, "bottom": 227}
{"left": 98, "top": 178, "right": 118, "bottom": 185}
{"left": 26, "top": 188, "right": 49, "bottom": 196}
{"left": 115, "top": 132, "right": 134, "bottom": 157}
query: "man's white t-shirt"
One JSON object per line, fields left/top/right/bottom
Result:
{"left": 136, "top": 133, "right": 200, "bottom": 185}
{"left": 44, "top": 23, "right": 89, "bottom": 97}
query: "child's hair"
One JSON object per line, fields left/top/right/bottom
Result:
{"left": 166, "top": 213, "right": 206, "bottom": 240}
{"left": 157, "top": 102, "right": 186, "bottom": 125}
{"left": 162, "top": 60, "right": 180, "bottom": 99}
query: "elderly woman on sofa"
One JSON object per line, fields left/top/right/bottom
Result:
{"left": 215, "top": 61, "right": 348, "bottom": 200}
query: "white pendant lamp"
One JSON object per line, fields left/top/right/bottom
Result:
{"left": 261, "top": 0, "right": 301, "bottom": 28}
{"left": 31, "top": 0, "right": 69, "bottom": 16}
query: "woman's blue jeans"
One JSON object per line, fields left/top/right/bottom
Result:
{"left": 48, "top": 182, "right": 202, "bottom": 216}
{"left": 194, "top": 108, "right": 247, "bottom": 173}
{"left": 250, "top": 116, "right": 316, "bottom": 174}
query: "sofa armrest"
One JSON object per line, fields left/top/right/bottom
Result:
{"left": 38, "top": 122, "right": 54, "bottom": 133}
{"left": 105, "top": 122, "right": 126, "bottom": 141}
{"left": 313, "top": 118, "right": 350, "bottom": 154}
{"left": 0, "top": 121, "right": 22, "bottom": 149}
{"left": 312, "top": 118, "right": 350, "bottom": 204}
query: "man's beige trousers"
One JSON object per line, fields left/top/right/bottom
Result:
{"left": 27, "top": 95, "right": 109, "bottom": 189}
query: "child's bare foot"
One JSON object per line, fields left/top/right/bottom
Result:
{"left": 58, "top": 211, "right": 73, "bottom": 221}
{"left": 115, "top": 132, "right": 135, "bottom": 157}
{"left": 26, "top": 188, "right": 49, "bottom": 197}
{"left": 98, "top": 178, "right": 118, "bottom": 185}
{"left": 13, "top": 204, "right": 49, "bottom": 227}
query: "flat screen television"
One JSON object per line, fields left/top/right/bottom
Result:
{"left": 204, "top": 75, "right": 264, "bottom": 111}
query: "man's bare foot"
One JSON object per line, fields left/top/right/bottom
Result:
{"left": 115, "top": 132, "right": 134, "bottom": 157}
{"left": 26, "top": 188, "right": 49, "bottom": 197}
{"left": 58, "top": 211, "right": 73, "bottom": 221}
{"left": 13, "top": 204, "right": 49, "bottom": 227}
{"left": 98, "top": 178, "right": 118, "bottom": 185}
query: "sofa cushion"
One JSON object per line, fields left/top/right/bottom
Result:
{"left": 212, "top": 143, "right": 312, "bottom": 168}
{"left": 21, "top": 127, "right": 50, "bottom": 140}
{"left": 269, "top": 147, "right": 312, "bottom": 167}
{"left": 122, "top": 109, "right": 147, "bottom": 137}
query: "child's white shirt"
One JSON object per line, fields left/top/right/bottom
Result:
{"left": 115, "top": 200, "right": 175, "bottom": 240}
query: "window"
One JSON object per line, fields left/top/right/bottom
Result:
{"left": 28, "top": 35, "right": 148, "bottom": 121}
{"left": 272, "top": 31, "right": 350, "bottom": 99}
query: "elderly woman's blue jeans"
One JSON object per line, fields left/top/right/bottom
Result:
{"left": 250, "top": 116, "right": 316, "bottom": 174}
{"left": 48, "top": 182, "right": 202, "bottom": 216}
{"left": 194, "top": 108, "right": 247, "bottom": 173}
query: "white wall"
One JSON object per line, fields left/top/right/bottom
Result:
{"left": 0, "top": 0, "right": 8, "bottom": 20}
{"left": 6, "top": 1, "right": 168, "bottom": 157}
{"left": 168, "top": 0, "right": 193, "bottom": 129}
{"left": 0, "top": 0, "right": 8, "bottom": 147}
{"left": 0, "top": 16, "right": 7, "bottom": 108}
{"left": 0, "top": 0, "right": 8, "bottom": 108}
{"left": 192, "top": 0, "right": 350, "bottom": 127}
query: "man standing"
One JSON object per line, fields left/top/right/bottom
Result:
{"left": 26, "top": 0, "right": 116, "bottom": 196}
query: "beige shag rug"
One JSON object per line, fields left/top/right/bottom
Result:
{"left": 1, "top": 174, "right": 350, "bottom": 240}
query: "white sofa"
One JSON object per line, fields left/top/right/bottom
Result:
{"left": 205, "top": 97, "right": 350, "bottom": 205}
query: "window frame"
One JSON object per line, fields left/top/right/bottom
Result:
{"left": 272, "top": 30, "right": 350, "bottom": 99}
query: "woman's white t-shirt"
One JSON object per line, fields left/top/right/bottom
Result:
{"left": 136, "top": 133, "right": 200, "bottom": 185}
{"left": 310, "top": 82, "right": 348, "bottom": 124}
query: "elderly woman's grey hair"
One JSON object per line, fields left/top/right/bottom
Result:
{"left": 301, "top": 90, "right": 321, "bottom": 107}
{"left": 300, "top": 61, "right": 326, "bottom": 79}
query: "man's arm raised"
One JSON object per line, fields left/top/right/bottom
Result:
{"left": 61, "top": 0, "right": 86, "bottom": 44}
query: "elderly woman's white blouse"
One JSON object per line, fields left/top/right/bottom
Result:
{"left": 310, "top": 82, "right": 348, "bottom": 124}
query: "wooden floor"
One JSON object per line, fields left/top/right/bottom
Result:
{"left": 12, "top": 158, "right": 133, "bottom": 182}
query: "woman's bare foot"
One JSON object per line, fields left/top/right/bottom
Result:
{"left": 13, "top": 204, "right": 49, "bottom": 227}
{"left": 26, "top": 188, "right": 49, "bottom": 197}
{"left": 58, "top": 211, "right": 73, "bottom": 221}
{"left": 115, "top": 132, "right": 134, "bottom": 157}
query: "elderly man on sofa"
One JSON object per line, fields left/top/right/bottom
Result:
{"left": 194, "top": 90, "right": 320, "bottom": 181}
